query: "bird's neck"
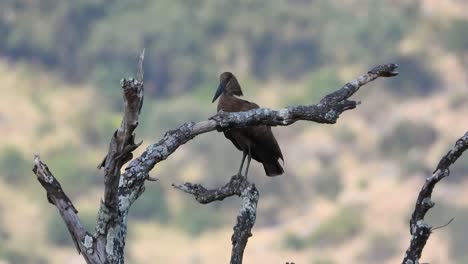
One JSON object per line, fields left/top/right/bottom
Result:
{"left": 217, "top": 93, "right": 242, "bottom": 112}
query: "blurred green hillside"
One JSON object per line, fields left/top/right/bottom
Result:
{"left": 3, "top": 0, "right": 467, "bottom": 98}
{"left": 0, "top": 0, "right": 468, "bottom": 263}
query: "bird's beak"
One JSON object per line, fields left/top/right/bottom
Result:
{"left": 212, "top": 82, "right": 225, "bottom": 103}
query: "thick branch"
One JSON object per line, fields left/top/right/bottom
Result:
{"left": 113, "top": 64, "right": 397, "bottom": 263}
{"left": 33, "top": 61, "right": 397, "bottom": 264}
{"left": 120, "top": 63, "right": 398, "bottom": 199}
{"left": 33, "top": 155, "right": 102, "bottom": 264}
{"left": 99, "top": 49, "right": 145, "bottom": 210}
{"left": 174, "top": 174, "right": 259, "bottom": 264}
{"left": 94, "top": 49, "right": 145, "bottom": 263}
{"left": 402, "top": 132, "right": 468, "bottom": 264}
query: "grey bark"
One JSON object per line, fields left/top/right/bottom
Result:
{"left": 32, "top": 59, "right": 398, "bottom": 264}
{"left": 402, "top": 132, "right": 468, "bottom": 264}
{"left": 33, "top": 156, "right": 102, "bottom": 264}
{"left": 33, "top": 49, "right": 146, "bottom": 264}
{"left": 174, "top": 174, "right": 259, "bottom": 264}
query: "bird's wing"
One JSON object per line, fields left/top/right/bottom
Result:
{"left": 221, "top": 97, "right": 284, "bottom": 161}
{"left": 237, "top": 98, "right": 260, "bottom": 111}
{"left": 247, "top": 126, "right": 284, "bottom": 161}
{"left": 238, "top": 99, "right": 284, "bottom": 161}
{"left": 223, "top": 130, "right": 243, "bottom": 151}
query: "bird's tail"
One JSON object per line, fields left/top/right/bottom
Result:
{"left": 263, "top": 158, "right": 284, "bottom": 177}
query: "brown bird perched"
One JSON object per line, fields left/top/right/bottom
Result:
{"left": 212, "top": 72, "right": 284, "bottom": 177}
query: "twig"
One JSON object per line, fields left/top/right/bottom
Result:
{"left": 431, "top": 217, "right": 454, "bottom": 231}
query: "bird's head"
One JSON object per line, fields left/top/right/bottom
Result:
{"left": 212, "top": 72, "right": 243, "bottom": 103}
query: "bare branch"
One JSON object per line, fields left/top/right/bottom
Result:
{"left": 99, "top": 49, "right": 145, "bottom": 208}
{"left": 173, "top": 174, "right": 248, "bottom": 203}
{"left": 33, "top": 61, "right": 397, "bottom": 264}
{"left": 174, "top": 174, "right": 258, "bottom": 264}
{"left": 402, "top": 132, "right": 468, "bottom": 264}
{"left": 120, "top": 63, "right": 399, "bottom": 196}
{"left": 93, "top": 49, "right": 146, "bottom": 263}
{"left": 33, "top": 155, "right": 103, "bottom": 264}
{"left": 115, "top": 63, "right": 396, "bottom": 263}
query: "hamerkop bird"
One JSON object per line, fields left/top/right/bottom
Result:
{"left": 212, "top": 72, "right": 284, "bottom": 177}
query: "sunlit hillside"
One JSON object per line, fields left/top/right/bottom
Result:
{"left": 1, "top": 0, "right": 468, "bottom": 263}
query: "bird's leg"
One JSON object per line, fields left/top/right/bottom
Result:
{"left": 237, "top": 151, "right": 247, "bottom": 176}
{"left": 244, "top": 146, "right": 252, "bottom": 178}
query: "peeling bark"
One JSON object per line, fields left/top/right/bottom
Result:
{"left": 32, "top": 60, "right": 397, "bottom": 263}
{"left": 402, "top": 132, "right": 468, "bottom": 264}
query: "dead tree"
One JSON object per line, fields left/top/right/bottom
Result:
{"left": 32, "top": 49, "right": 398, "bottom": 264}
{"left": 402, "top": 132, "right": 468, "bottom": 264}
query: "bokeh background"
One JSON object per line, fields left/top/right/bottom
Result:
{"left": 1, "top": 0, "right": 468, "bottom": 263}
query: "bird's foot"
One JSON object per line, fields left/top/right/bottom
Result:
{"left": 235, "top": 172, "right": 248, "bottom": 179}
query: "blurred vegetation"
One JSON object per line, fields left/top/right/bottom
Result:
{"left": 427, "top": 203, "right": 468, "bottom": 264}
{"left": 401, "top": 157, "right": 431, "bottom": 176}
{"left": 0, "top": 247, "right": 46, "bottom": 264}
{"left": 442, "top": 19, "right": 468, "bottom": 58}
{"left": 380, "top": 120, "right": 438, "bottom": 177}
{"left": 47, "top": 211, "right": 96, "bottom": 247}
{"left": 0, "top": 0, "right": 467, "bottom": 263}
{"left": 312, "top": 168, "right": 343, "bottom": 201}
{"left": 309, "top": 206, "right": 363, "bottom": 247}
{"left": 380, "top": 121, "right": 438, "bottom": 158}
{"left": 174, "top": 200, "right": 225, "bottom": 236}
{"left": 44, "top": 144, "right": 100, "bottom": 197}
{"left": 312, "top": 259, "right": 335, "bottom": 264}
{"left": 0, "top": 0, "right": 459, "bottom": 101}
{"left": 0, "top": 146, "right": 30, "bottom": 185}
{"left": 282, "top": 233, "right": 307, "bottom": 251}
{"left": 357, "top": 234, "right": 399, "bottom": 262}
{"left": 387, "top": 55, "right": 440, "bottom": 97}
{"left": 130, "top": 184, "right": 170, "bottom": 222}
{"left": 448, "top": 154, "right": 468, "bottom": 183}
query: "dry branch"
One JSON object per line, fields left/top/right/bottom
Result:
{"left": 402, "top": 132, "right": 468, "bottom": 264}
{"left": 33, "top": 155, "right": 102, "bottom": 264}
{"left": 33, "top": 50, "right": 146, "bottom": 264}
{"left": 119, "top": 63, "right": 399, "bottom": 195}
{"left": 170, "top": 64, "right": 398, "bottom": 263}
{"left": 174, "top": 174, "right": 258, "bottom": 264}
{"left": 33, "top": 61, "right": 397, "bottom": 264}
{"left": 94, "top": 49, "right": 145, "bottom": 263}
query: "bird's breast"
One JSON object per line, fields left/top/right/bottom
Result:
{"left": 217, "top": 95, "right": 243, "bottom": 112}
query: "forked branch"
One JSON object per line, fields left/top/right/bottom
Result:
{"left": 33, "top": 60, "right": 397, "bottom": 264}
{"left": 402, "top": 132, "right": 468, "bottom": 264}
{"left": 33, "top": 49, "right": 146, "bottom": 264}
{"left": 174, "top": 174, "right": 258, "bottom": 264}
